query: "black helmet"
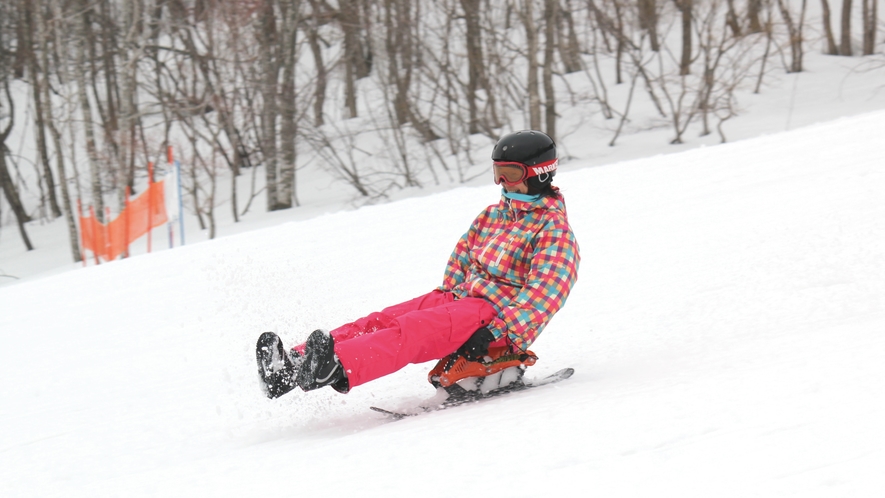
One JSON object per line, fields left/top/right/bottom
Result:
{"left": 492, "top": 130, "right": 557, "bottom": 166}
{"left": 492, "top": 130, "right": 557, "bottom": 195}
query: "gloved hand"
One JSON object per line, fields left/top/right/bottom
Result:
{"left": 457, "top": 327, "right": 495, "bottom": 361}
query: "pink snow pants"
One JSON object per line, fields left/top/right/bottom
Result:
{"left": 297, "top": 290, "right": 501, "bottom": 389}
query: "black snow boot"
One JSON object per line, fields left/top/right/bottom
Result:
{"left": 256, "top": 331, "right": 303, "bottom": 399}
{"left": 296, "top": 330, "right": 350, "bottom": 393}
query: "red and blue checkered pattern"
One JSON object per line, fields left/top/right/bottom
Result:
{"left": 439, "top": 193, "right": 580, "bottom": 351}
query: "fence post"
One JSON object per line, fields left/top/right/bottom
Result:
{"left": 105, "top": 206, "right": 111, "bottom": 261}
{"left": 125, "top": 186, "right": 131, "bottom": 258}
{"left": 77, "top": 199, "right": 86, "bottom": 267}
{"left": 147, "top": 161, "right": 153, "bottom": 253}
{"left": 89, "top": 205, "right": 100, "bottom": 265}
{"left": 167, "top": 147, "right": 174, "bottom": 249}
{"left": 175, "top": 156, "right": 185, "bottom": 246}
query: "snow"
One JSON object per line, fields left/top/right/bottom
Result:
{"left": 1, "top": 103, "right": 884, "bottom": 495}
{"left": 3, "top": 47, "right": 885, "bottom": 495}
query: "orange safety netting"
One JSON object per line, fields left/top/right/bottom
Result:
{"left": 79, "top": 181, "right": 168, "bottom": 261}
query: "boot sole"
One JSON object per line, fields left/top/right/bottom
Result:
{"left": 256, "top": 331, "right": 298, "bottom": 399}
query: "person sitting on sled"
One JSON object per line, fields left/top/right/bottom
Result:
{"left": 257, "top": 130, "right": 580, "bottom": 398}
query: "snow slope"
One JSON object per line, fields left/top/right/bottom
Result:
{"left": 1, "top": 110, "right": 884, "bottom": 497}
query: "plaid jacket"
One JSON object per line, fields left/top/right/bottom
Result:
{"left": 439, "top": 192, "right": 580, "bottom": 351}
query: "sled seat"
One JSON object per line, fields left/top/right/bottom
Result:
{"left": 428, "top": 346, "right": 538, "bottom": 388}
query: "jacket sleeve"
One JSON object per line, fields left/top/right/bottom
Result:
{"left": 438, "top": 215, "right": 481, "bottom": 292}
{"left": 487, "top": 219, "right": 580, "bottom": 351}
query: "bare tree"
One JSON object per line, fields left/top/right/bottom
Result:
{"left": 74, "top": 0, "right": 106, "bottom": 222}
{"left": 21, "top": 0, "right": 63, "bottom": 219}
{"left": 278, "top": 0, "right": 302, "bottom": 209}
{"left": 460, "top": 0, "right": 486, "bottom": 134}
{"left": 840, "top": 0, "right": 853, "bottom": 55}
{"left": 0, "top": 147, "right": 34, "bottom": 251}
{"left": 40, "top": 0, "right": 82, "bottom": 261}
{"left": 748, "top": 0, "right": 764, "bottom": 33}
{"left": 305, "top": 0, "right": 330, "bottom": 126}
{"left": 609, "top": 0, "right": 626, "bottom": 85}
{"left": 303, "top": 123, "right": 371, "bottom": 198}
{"left": 5, "top": 0, "right": 878, "bottom": 249}
{"left": 522, "top": 0, "right": 543, "bottom": 130}
{"left": 674, "top": 0, "right": 693, "bottom": 76}
{"left": 821, "top": 0, "right": 840, "bottom": 55}
{"left": 861, "top": 0, "right": 877, "bottom": 55}
{"left": 383, "top": 0, "right": 438, "bottom": 142}
{"left": 777, "top": 0, "right": 808, "bottom": 72}
{"left": 543, "top": 0, "right": 558, "bottom": 139}
{"left": 94, "top": 0, "right": 125, "bottom": 206}
{"left": 839, "top": 0, "right": 852, "bottom": 56}
{"left": 587, "top": 0, "right": 667, "bottom": 117}
{"left": 117, "top": 0, "right": 151, "bottom": 204}
{"left": 558, "top": 0, "right": 584, "bottom": 73}
{"left": 754, "top": 4, "right": 775, "bottom": 93}
{"left": 0, "top": 72, "right": 34, "bottom": 250}
{"left": 338, "top": 0, "right": 372, "bottom": 118}
{"left": 638, "top": 0, "right": 661, "bottom": 51}
{"left": 256, "top": 0, "right": 283, "bottom": 211}
{"left": 695, "top": 0, "right": 752, "bottom": 139}
{"left": 725, "top": 0, "right": 742, "bottom": 37}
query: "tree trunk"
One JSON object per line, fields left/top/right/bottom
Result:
{"left": 385, "top": 0, "right": 405, "bottom": 126}
{"left": 76, "top": 0, "right": 106, "bottom": 222}
{"left": 861, "top": 0, "right": 877, "bottom": 55}
{"left": 23, "top": 0, "right": 63, "bottom": 219}
{"left": 460, "top": 0, "right": 483, "bottom": 134}
{"left": 613, "top": 0, "right": 625, "bottom": 84}
{"left": 0, "top": 145, "right": 34, "bottom": 250}
{"left": 754, "top": 11, "right": 774, "bottom": 93}
{"left": 385, "top": 0, "right": 437, "bottom": 143}
{"left": 777, "top": 0, "right": 807, "bottom": 72}
{"left": 393, "top": 0, "right": 411, "bottom": 128}
{"left": 675, "top": 0, "right": 693, "bottom": 75}
{"left": 42, "top": 0, "right": 82, "bottom": 262}
{"left": 174, "top": 2, "right": 244, "bottom": 189}
{"left": 543, "top": 0, "right": 557, "bottom": 140}
{"left": 747, "top": 0, "right": 764, "bottom": 33}
{"left": 821, "top": 0, "right": 839, "bottom": 55}
{"left": 840, "top": 0, "right": 853, "bottom": 55}
{"left": 46, "top": 110, "right": 82, "bottom": 262}
{"left": 11, "top": 7, "right": 28, "bottom": 78}
{"left": 559, "top": 0, "right": 583, "bottom": 73}
{"left": 97, "top": 0, "right": 123, "bottom": 199}
{"left": 351, "top": 0, "right": 372, "bottom": 79}
{"left": 278, "top": 0, "right": 299, "bottom": 209}
{"left": 0, "top": 77, "right": 31, "bottom": 249}
{"left": 340, "top": 0, "right": 368, "bottom": 118}
{"left": 119, "top": 0, "right": 146, "bottom": 203}
{"left": 523, "top": 0, "right": 541, "bottom": 130}
{"left": 306, "top": 0, "right": 327, "bottom": 127}
{"left": 257, "top": 0, "right": 281, "bottom": 211}
{"left": 726, "top": 0, "right": 743, "bottom": 37}
{"left": 638, "top": 0, "right": 660, "bottom": 51}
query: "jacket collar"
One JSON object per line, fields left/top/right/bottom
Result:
{"left": 498, "top": 188, "right": 565, "bottom": 215}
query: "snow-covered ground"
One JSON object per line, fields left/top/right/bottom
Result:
{"left": 1, "top": 100, "right": 884, "bottom": 496}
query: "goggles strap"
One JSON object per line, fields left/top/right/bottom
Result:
{"left": 524, "top": 158, "right": 558, "bottom": 179}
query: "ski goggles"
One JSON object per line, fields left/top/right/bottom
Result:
{"left": 493, "top": 158, "right": 558, "bottom": 186}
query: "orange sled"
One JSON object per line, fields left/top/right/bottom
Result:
{"left": 428, "top": 346, "right": 538, "bottom": 388}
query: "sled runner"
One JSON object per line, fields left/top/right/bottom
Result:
{"left": 371, "top": 348, "right": 574, "bottom": 419}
